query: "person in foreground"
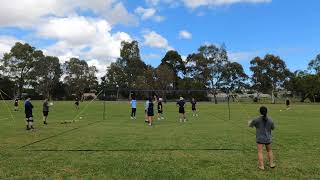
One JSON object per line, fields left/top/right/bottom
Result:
{"left": 249, "top": 106, "right": 276, "bottom": 170}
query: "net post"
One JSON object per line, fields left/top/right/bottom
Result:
{"left": 101, "top": 77, "right": 106, "bottom": 121}
{"left": 227, "top": 88, "right": 231, "bottom": 121}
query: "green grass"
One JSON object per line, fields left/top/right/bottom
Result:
{"left": 0, "top": 100, "right": 319, "bottom": 179}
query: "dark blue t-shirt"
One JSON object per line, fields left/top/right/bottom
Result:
{"left": 25, "top": 100, "right": 33, "bottom": 114}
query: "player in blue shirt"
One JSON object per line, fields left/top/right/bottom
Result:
{"left": 24, "top": 96, "right": 34, "bottom": 130}
{"left": 130, "top": 97, "right": 137, "bottom": 120}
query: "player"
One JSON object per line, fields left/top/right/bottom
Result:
{"left": 43, "top": 98, "right": 49, "bottom": 125}
{"left": 177, "top": 97, "right": 186, "bottom": 122}
{"left": 191, "top": 98, "right": 198, "bottom": 117}
{"left": 147, "top": 97, "right": 154, "bottom": 126}
{"left": 75, "top": 97, "right": 80, "bottom": 110}
{"left": 157, "top": 98, "right": 164, "bottom": 120}
{"left": 130, "top": 97, "right": 137, "bottom": 120}
{"left": 24, "top": 96, "right": 34, "bottom": 130}
{"left": 144, "top": 98, "right": 149, "bottom": 123}
{"left": 286, "top": 98, "right": 290, "bottom": 109}
{"left": 14, "top": 98, "right": 19, "bottom": 111}
{"left": 249, "top": 106, "right": 276, "bottom": 170}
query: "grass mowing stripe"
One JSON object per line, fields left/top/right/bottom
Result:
{"left": 25, "top": 148, "right": 248, "bottom": 152}
{"left": 18, "top": 120, "right": 104, "bottom": 149}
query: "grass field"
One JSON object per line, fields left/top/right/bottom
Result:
{"left": 0, "top": 100, "right": 319, "bottom": 179}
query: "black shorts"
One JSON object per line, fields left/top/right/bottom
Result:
{"left": 257, "top": 142, "right": 271, "bottom": 145}
{"left": 75, "top": 102, "right": 79, "bottom": 106}
{"left": 25, "top": 112, "right": 33, "bottom": 119}
{"left": 43, "top": 111, "right": 49, "bottom": 116}
{"left": 179, "top": 108, "right": 185, "bottom": 114}
{"left": 14, "top": 103, "right": 18, "bottom": 107}
{"left": 192, "top": 108, "right": 196, "bottom": 111}
{"left": 158, "top": 110, "right": 163, "bottom": 114}
{"left": 147, "top": 110, "right": 154, "bottom": 117}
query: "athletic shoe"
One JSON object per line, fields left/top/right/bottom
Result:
{"left": 130, "top": 117, "right": 134, "bottom": 120}
{"left": 258, "top": 166, "right": 265, "bottom": 170}
{"left": 158, "top": 118, "right": 161, "bottom": 121}
{"left": 179, "top": 119, "right": 182, "bottom": 123}
{"left": 161, "top": 117, "right": 165, "bottom": 120}
{"left": 270, "top": 164, "right": 276, "bottom": 169}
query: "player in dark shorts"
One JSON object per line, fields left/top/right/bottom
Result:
{"left": 177, "top": 97, "right": 186, "bottom": 123}
{"left": 75, "top": 98, "right": 80, "bottom": 110}
{"left": 14, "top": 98, "right": 19, "bottom": 111}
{"left": 43, "top": 98, "right": 49, "bottom": 125}
{"left": 191, "top": 98, "right": 198, "bottom": 117}
{"left": 286, "top": 98, "right": 290, "bottom": 109}
{"left": 157, "top": 98, "right": 164, "bottom": 120}
{"left": 24, "top": 96, "right": 34, "bottom": 130}
{"left": 147, "top": 97, "right": 154, "bottom": 126}
{"left": 130, "top": 97, "right": 137, "bottom": 120}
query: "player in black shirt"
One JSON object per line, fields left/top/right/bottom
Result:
{"left": 43, "top": 98, "right": 49, "bottom": 125}
{"left": 157, "top": 98, "right": 164, "bottom": 120}
{"left": 191, "top": 98, "right": 198, "bottom": 117}
{"left": 14, "top": 98, "right": 19, "bottom": 111}
{"left": 177, "top": 97, "right": 186, "bottom": 122}
{"left": 286, "top": 98, "right": 290, "bottom": 109}
{"left": 147, "top": 97, "right": 154, "bottom": 126}
{"left": 75, "top": 97, "right": 80, "bottom": 110}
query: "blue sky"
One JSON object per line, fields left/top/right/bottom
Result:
{"left": 0, "top": 0, "right": 319, "bottom": 77}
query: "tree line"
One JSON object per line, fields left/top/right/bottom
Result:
{"left": 1, "top": 41, "right": 320, "bottom": 102}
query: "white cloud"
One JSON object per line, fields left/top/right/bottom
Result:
{"left": 135, "top": 6, "right": 165, "bottom": 22}
{"left": 40, "top": 16, "right": 131, "bottom": 77}
{"left": 145, "top": 0, "right": 160, "bottom": 6}
{"left": 182, "top": 0, "right": 271, "bottom": 8}
{"left": 229, "top": 51, "right": 260, "bottom": 62}
{"left": 146, "top": 0, "right": 179, "bottom": 7}
{"left": 0, "top": 0, "right": 135, "bottom": 78}
{"left": 135, "top": 7, "right": 156, "bottom": 20}
{"left": 143, "top": 31, "right": 173, "bottom": 50}
{"left": 179, "top": 30, "right": 192, "bottom": 39}
{"left": 87, "top": 59, "right": 109, "bottom": 79}
{"left": 0, "top": 0, "right": 136, "bottom": 27}
{"left": 0, "top": 36, "right": 22, "bottom": 58}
